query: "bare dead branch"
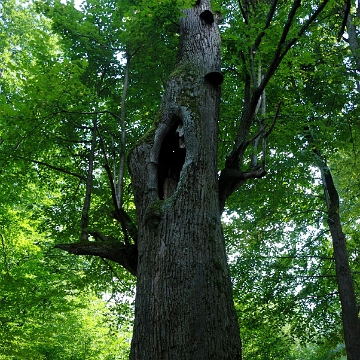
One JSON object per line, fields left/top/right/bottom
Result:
{"left": 98, "top": 129, "right": 138, "bottom": 244}
{"left": 80, "top": 117, "right": 97, "bottom": 241}
{"left": 117, "top": 53, "right": 130, "bottom": 208}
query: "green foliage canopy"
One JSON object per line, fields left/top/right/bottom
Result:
{"left": 1, "top": 0, "right": 359, "bottom": 358}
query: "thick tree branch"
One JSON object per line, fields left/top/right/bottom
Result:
{"left": 316, "top": 156, "right": 360, "bottom": 359}
{"left": 55, "top": 240, "right": 137, "bottom": 276}
{"left": 298, "top": 0, "right": 331, "bottom": 38}
{"left": 258, "top": 0, "right": 301, "bottom": 94}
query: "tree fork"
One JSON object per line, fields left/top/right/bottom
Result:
{"left": 128, "top": 1, "right": 242, "bottom": 359}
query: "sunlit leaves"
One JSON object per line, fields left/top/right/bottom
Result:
{"left": 1, "top": 0, "right": 359, "bottom": 358}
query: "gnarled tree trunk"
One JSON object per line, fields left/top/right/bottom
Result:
{"left": 128, "top": 1, "right": 242, "bottom": 359}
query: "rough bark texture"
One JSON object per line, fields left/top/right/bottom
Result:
{"left": 128, "top": 1, "right": 242, "bottom": 359}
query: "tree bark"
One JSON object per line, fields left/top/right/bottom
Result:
{"left": 315, "top": 150, "right": 360, "bottom": 360}
{"left": 128, "top": 1, "right": 241, "bottom": 359}
{"left": 331, "top": 9, "right": 360, "bottom": 358}
{"left": 345, "top": 7, "right": 360, "bottom": 72}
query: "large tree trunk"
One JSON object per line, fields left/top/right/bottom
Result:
{"left": 128, "top": 1, "right": 242, "bottom": 359}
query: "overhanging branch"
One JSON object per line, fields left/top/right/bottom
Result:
{"left": 13, "top": 155, "right": 86, "bottom": 181}
{"left": 55, "top": 240, "right": 137, "bottom": 276}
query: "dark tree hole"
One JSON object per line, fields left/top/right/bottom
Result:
{"left": 200, "top": 10, "right": 214, "bottom": 25}
{"left": 205, "top": 71, "right": 224, "bottom": 86}
{"left": 158, "top": 122, "right": 186, "bottom": 200}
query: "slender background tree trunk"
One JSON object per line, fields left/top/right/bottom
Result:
{"left": 314, "top": 148, "right": 360, "bottom": 360}
{"left": 128, "top": 1, "right": 242, "bottom": 359}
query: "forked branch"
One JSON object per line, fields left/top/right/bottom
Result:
{"left": 220, "top": 0, "right": 330, "bottom": 210}
{"left": 218, "top": 102, "right": 281, "bottom": 212}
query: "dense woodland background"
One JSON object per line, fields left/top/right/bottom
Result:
{"left": 1, "top": 0, "right": 360, "bottom": 358}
